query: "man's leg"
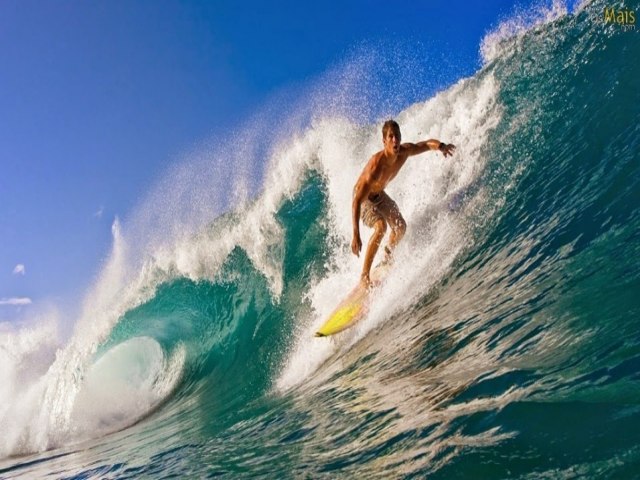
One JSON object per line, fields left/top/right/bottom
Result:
{"left": 386, "top": 212, "right": 406, "bottom": 256}
{"left": 380, "top": 195, "right": 406, "bottom": 264}
{"left": 361, "top": 218, "right": 386, "bottom": 286}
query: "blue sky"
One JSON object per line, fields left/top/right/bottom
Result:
{"left": 1, "top": 0, "right": 547, "bottom": 319}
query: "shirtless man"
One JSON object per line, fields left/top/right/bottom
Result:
{"left": 352, "top": 120, "right": 455, "bottom": 287}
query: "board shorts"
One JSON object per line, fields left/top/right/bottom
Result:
{"left": 361, "top": 191, "right": 403, "bottom": 229}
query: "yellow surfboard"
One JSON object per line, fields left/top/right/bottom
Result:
{"left": 315, "top": 263, "right": 392, "bottom": 337}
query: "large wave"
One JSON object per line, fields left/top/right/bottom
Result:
{"left": 1, "top": 1, "right": 639, "bottom": 477}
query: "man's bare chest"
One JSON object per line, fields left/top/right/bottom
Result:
{"left": 371, "top": 156, "right": 407, "bottom": 186}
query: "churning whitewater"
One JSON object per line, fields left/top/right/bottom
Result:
{"left": 1, "top": 0, "right": 639, "bottom": 477}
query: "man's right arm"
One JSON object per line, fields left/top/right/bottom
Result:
{"left": 351, "top": 175, "right": 370, "bottom": 256}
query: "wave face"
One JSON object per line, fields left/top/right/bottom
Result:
{"left": 1, "top": 1, "right": 639, "bottom": 477}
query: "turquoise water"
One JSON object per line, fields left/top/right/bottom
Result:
{"left": 1, "top": 1, "right": 639, "bottom": 478}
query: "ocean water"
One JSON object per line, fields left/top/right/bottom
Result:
{"left": 1, "top": 1, "right": 639, "bottom": 478}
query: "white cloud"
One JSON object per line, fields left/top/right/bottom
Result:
{"left": 94, "top": 206, "right": 105, "bottom": 218}
{"left": 0, "top": 297, "right": 32, "bottom": 306}
{"left": 12, "top": 264, "right": 26, "bottom": 275}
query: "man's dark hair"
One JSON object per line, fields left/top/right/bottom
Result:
{"left": 382, "top": 119, "right": 401, "bottom": 138}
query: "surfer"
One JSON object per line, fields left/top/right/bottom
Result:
{"left": 351, "top": 120, "right": 455, "bottom": 288}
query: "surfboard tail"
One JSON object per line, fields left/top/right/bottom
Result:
{"left": 314, "top": 263, "right": 392, "bottom": 337}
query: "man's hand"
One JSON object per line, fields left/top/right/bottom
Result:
{"left": 440, "top": 143, "right": 456, "bottom": 158}
{"left": 351, "top": 233, "right": 362, "bottom": 257}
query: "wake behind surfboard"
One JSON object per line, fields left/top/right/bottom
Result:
{"left": 315, "top": 263, "right": 392, "bottom": 337}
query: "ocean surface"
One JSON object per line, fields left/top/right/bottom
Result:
{"left": 1, "top": 1, "right": 639, "bottom": 478}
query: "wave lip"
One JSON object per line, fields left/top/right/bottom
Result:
{"left": 480, "top": 0, "right": 569, "bottom": 64}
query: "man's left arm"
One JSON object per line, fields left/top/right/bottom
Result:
{"left": 402, "top": 140, "right": 456, "bottom": 158}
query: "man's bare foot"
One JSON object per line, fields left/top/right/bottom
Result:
{"left": 361, "top": 275, "right": 384, "bottom": 291}
{"left": 359, "top": 275, "right": 373, "bottom": 290}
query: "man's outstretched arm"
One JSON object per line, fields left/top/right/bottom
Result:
{"left": 402, "top": 140, "right": 456, "bottom": 158}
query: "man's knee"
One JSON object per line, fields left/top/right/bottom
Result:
{"left": 393, "top": 216, "right": 406, "bottom": 236}
{"left": 373, "top": 219, "right": 387, "bottom": 240}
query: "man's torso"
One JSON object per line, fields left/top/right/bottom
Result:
{"left": 364, "top": 147, "right": 410, "bottom": 198}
